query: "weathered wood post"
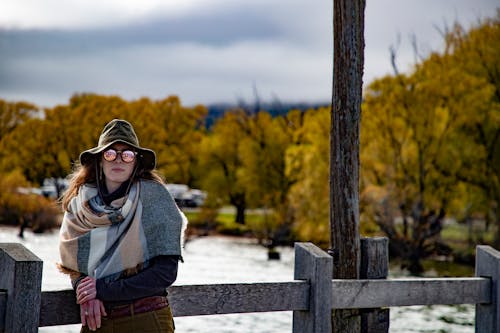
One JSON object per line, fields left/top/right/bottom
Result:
{"left": 0, "top": 243, "right": 43, "bottom": 333}
{"left": 330, "top": 0, "right": 366, "bottom": 331}
{"left": 293, "top": 242, "right": 333, "bottom": 333}
{"left": 360, "top": 237, "right": 390, "bottom": 333}
{"left": 475, "top": 245, "right": 500, "bottom": 332}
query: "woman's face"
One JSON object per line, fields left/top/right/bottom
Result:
{"left": 101, "top": 143, "right": 136, "bottom": 192}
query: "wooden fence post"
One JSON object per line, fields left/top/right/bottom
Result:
{"left": 475, "top": 245, "right": 500, "bottom": 333}
{"left": 293, "top": 242, "right": 333, "bottom": 333}
{"left": 0, "top": 243, "right": 43, "bottom": 333}
{"left": 360, "top": 237, "right": 390, "bottom": 333}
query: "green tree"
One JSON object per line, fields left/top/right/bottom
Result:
{"left": 198, "top": 110, "right": 248, "bottom": 223}
{"left": 238, "top": 110, "right": 299, "bottom": 245}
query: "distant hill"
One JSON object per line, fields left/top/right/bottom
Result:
{"left": 204, "top": 101, "right": 329, "bottom": 128}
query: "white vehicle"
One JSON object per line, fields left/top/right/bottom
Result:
{"left": 165, "top": 184, "right": 206, "bottom": 207}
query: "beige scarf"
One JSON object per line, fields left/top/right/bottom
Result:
{"left": 59, "top": 180, "right": 186, "bottom": 281}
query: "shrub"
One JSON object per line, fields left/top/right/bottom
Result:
{"left": 0, "top": 170, "right": 60, "bottom": 232}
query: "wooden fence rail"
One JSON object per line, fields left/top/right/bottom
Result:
{"left": 0, "top": 240, "right": 498, "bottom": 333}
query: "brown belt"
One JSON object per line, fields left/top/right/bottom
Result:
{"left": 106, "top": 296, "right": 169, "bottom": 319}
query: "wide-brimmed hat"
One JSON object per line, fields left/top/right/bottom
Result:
{"left": 79, "top": 119, "right": 156, "bottom": 171}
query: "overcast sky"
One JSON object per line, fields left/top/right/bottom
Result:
{"left": 0, "top": 0, "right": 498, "bottom": 108}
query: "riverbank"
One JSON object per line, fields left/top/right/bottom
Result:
{"left": 3, "top": 205, "right": 490, "bottom": 278}
{"left": 183, "top": 207, "right": 489, "bottom": 277}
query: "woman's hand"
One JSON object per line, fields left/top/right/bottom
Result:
{"left": 77, "top": 276, "right": 97, "bottom": 304}
{"left": 80, "top": 299, "right": 107, "bottom": 331}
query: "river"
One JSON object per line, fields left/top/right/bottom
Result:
{"left": 0, "top": 226, "right": 475, "bottom": 332}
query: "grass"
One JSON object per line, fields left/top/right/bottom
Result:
{"left": 185, "top": 208, "right": 497, "bottom": 244}
{"left": 441, "top": 221, "right": 496, "bottom": 253}
{"left": 183, "top": 208, "right": 267, "bottom": 237}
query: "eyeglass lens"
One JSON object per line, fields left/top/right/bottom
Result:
{"left": 103, "top": 149, "right": 136, "bottom": 163}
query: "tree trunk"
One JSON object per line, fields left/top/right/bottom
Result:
{"left": 330, "top": 0, "right": 365, "bottom": 331}
{"left": 235, "top": 205, "right": 246, "bottom": 224}
{"left": 230, "top": 193, "right": 246, "bottom": 224}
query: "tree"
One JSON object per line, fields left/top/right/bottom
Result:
{"left": 0, "top": 99, "right": 39, "bottom": 141}
{"left": 198, "top": 110, "right": 249, "bottom": 223}
{"left": 286, "top": 107, "right": 330, "bottom": 246}
{"left": 141, "top": 96, "right": 207, "bottom": 186}
{"left": 0, "top": 94, "right": 129, "bottom": 188}
{"left": 442, "top": 15, "right": 500, "bottom": 246}
{"left": 0, "top": 93, "right": 207, "bottom": 193}
{"left": 238, "top": 111, "right": 299, "bottom": 244}
{"left": 360, "top": 17, "right": 498, "bottom": 271}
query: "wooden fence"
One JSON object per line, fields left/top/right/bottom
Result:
{"left": 0, "top": 239, "right": 498, "bottom": 333}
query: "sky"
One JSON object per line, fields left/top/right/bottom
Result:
{"left": 0, "top": 0, "right": 498, "bottom": 108}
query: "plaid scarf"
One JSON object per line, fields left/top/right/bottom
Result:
{"left": 59, "top": 179, "right": 186, "bottom": 281}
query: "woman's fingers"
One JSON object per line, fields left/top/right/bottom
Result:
{"left": 92, "top": 299, "right": 102, "bottom": 329}
{"left": 76, "top": 277, "right": 97, "bottom": 304}
{"left": 80, "top": 303, "right": 88, "bottom": 327}
{"left": 80, "top": 299, "right": 106, "bottom": 331}
{"left": 77, "top": 289, "right": 97, "bottom": 304}
{"left": 87, "top": 302, "right": 96, "bottom": 331}
{"left": 99, "top": 300, "right": 107, "bottom": 316}
{"left": 76, "top": 277, "right": 92, "bottom": 291}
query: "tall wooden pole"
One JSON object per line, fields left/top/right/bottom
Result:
{"left": 330, "top": 0, "right": 365, "bottom": 331}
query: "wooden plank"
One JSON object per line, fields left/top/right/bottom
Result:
{"left": 0, "top": 243, "right": 43, "bottom": 333}
{"left": 0, "top": 291, "right": 6, "bottom": 331}
{"left": 293, "top": 242, "right": 333, "bottom": 333}
{"left": 475, "top": 245, "right": 500, "bottom": 333}
{"left": 360, "top": 237, "right": 388, "bottom": 279}
{"left": 360, "top": 237, "right": 389, "bottom": 333}
{"left": 331, "top": 278, "right": 491, "bottom": 309}
{"left": 169, "top": 282, "right": 309, "bottom": 317}
{"left": 38, "top": 281, "right": 309, "bottom": 326}
{"left": 39, "top": 290, "right": 80, "bottom": 327}
{"left": 330, "top": 0, "right": 366, "bottom": 328}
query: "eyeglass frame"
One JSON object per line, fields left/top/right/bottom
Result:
{"left": 102, "top": 148, "right": 138, "bottom": 163}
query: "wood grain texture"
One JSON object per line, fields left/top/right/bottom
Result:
{"left": 293, "top": 243, "right": 333, "bottom": 333}
{"left": 360, "top": 238, "right": 389, "bottom": 333}
{"left": 168, "top": 281, "right": 309, "bottom": 317}
{"left": 39, "top": 289, "right": 80, "bottom": 326}
{"left": 330, "top": 1, "right": 366, "bottom": 330}
{"left": 0, "top": 243, "right": 43, "bottom": 333}
{"left": 331, "top": 277, "right": 491, "bottom": 308}
{"left": 0, "top": 292, "right": 6, "bottom": 330}
{"left": 475, "top": 245, "right": 500, "bottom": 333}
{"left": 1, "top": 243, "right": 498, "bottom": 332}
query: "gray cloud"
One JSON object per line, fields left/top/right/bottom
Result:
{"left": 0, "top": 0, "right": 497, "bottom": 107}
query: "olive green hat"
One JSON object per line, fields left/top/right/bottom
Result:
{"left": 79, "top": 119, "right": 156, "bottom": 171}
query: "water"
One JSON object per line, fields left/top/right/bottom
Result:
{"left": 0, "top": 226, "right": 475, "bottom": 332}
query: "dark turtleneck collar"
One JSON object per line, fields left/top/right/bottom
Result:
{"left": 99, "top": 179, "right": 133, "bottom": 206}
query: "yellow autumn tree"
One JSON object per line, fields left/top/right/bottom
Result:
{"left": 440, "top": 15, "right": 500, "bottom": 246}
{"left": 286, "top": 107, "right": 331, "bottom": 247}
{"left": 132, "top": 96, "right": 208, "bottom": 185}
{"left": 360, "top": 15, "right": 499, "bottom": 272}
{"left": 0, "top": 99, "right": 39, "bottom": 141}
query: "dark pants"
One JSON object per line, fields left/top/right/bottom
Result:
{"left": 81, "top": 305, "right": 174, "bottom": 333}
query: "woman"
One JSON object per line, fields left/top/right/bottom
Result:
{"left": 59, "top": 119, "right": 186, "bottom": 332}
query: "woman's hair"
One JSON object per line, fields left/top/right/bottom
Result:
{"left": 61, "top": 155, "right": 164, "bottom": 211}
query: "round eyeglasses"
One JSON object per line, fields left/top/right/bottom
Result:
{"left": 103, "top": 149, "right": 137, "bottom": 163}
